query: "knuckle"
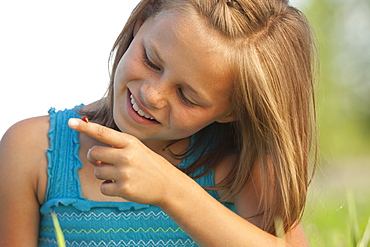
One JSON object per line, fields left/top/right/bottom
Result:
{"left": 117, "top": 151, "right": 128, "bottom": 161}
{"left": 119, "top": 183, "right": 133, "bottom": 197}
{"left": 119, "top": 151, "right": 134, "bottom": 163}
{"left": 121, "top": 167, "right": 133, "bottom": 180}
{"left": 95, "top": 125, "right": 110, "bottom": 140}
{"left": 125, "top": 135, "right": 140, "bottom": 146}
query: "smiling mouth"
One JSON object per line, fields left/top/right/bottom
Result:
{"left": 129, "top": 94, "right": 156, "bottom": 121}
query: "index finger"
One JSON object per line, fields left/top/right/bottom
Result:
{"left": 68, "top": 118, "right": 128, "bottom": 148}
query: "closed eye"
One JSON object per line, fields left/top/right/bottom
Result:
{"left": 177, "top": 88, "right": 197, "bottom": 107}
{"left": 142, "top": 52, "right": 161, "bottom": 71}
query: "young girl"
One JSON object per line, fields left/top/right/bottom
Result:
{"left": 0, "top": 0, "right": 317, "bottom": 246}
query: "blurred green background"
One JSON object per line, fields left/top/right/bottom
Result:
{"left": 298, "top": 0, "right": 370, "bottom": 246}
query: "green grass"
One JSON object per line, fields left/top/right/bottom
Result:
{"left": 51, "top": 211, "right": 66, "bottom": 247}
{"left": 302, "top": 160, "right": 370, "bottom": 247}
{"left": 304, "top": 192, "right": 370, "bottom": 246}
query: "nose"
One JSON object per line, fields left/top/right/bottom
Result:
{"left": 139, "top": 80, "right": 169, "bottom": 109}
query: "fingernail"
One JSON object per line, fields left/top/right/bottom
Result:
{"left": 68, "top": 118, "right": 79, "bottom": 127}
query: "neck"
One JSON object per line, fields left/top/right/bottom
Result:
{"left": 143, "top": 138, "right": 191, "bottom": 166}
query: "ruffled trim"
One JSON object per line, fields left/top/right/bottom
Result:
{"left": 45, "top": 107, "right": 56, "bottom": 200}
{"left": 71, "top": 106, "right": 84, "bottom": 199}
{"left": 45, "top": 105, "right": 84, "bottom": 200}
{"left": 40, "top": 198, "right": 151, "bottom": 214}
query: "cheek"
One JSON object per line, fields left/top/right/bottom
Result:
{"left": 114, "top": 56, "right": 134, "bottom": 83}
{"left": 114, "top": 46, "right": 144, "bottom": 85}
{"left": 171, "top": 109, "right": 215, "bottom": 131}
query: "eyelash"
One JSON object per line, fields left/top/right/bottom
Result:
{"left": 177, "top": 88, "right": 196, "bottom": 107}
{"left": 142, "top": 52, "right": 161, "bottom": 71}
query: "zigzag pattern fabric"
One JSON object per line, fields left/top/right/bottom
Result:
{"left": 45, "top": 211, "right": 171, "bottom": 222}
{"left": 39, "top": 204, "right": 195, "bottom": 246}
{"left": 38, "top": 106, "right": 235, "bottom": 246}
{"left": 39, "top": 239, "right": 196, "bottom": 247}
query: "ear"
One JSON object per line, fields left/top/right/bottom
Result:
{"left": 216, "top": 111, "right": 237, "bottom": 124}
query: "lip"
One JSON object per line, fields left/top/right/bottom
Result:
{"left": 126, "top": 90, "right": 160, "bottom": 125}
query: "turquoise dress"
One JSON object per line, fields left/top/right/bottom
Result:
{"left": 38, "top": 105, "right": 235, "bottom": 247}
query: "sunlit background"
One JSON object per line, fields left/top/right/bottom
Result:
{"left": 0, "top": 0, "right": 141, "bottom": 137}
{"left": 0, "top": 0, "right": 369, "bottom": 246}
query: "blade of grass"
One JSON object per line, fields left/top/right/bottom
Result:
{"left": 274, "top": 217, "right": 287, "bottom": 247}
{"left": 51, "top": 211, "right": 66, "bottom": 247}
{"left": 357, "top": 217, "right": 370, "bottom": 247}
{"left": 347, "top": 190, "right": 360, "bottom": 246}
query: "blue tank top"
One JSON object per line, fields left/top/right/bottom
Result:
{"left": 38, "top": 105, "right": 235, "bottom": 246}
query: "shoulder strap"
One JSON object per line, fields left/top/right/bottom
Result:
{"left": 45, "top": 105, "right": 83, "bottom": 201}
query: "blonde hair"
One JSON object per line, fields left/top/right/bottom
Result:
{"left": 83, "top": 0, "right": 317, "bottom": 235}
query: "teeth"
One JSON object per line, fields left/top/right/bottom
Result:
{"left": 130, "top": 94, "right": 154, "bottom": 120}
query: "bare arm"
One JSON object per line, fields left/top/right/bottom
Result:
{"left": 0, "top": 117, "right": 49, "bottom": 246}
{"left": 160, "top": 172, "right": 309, "bottom": 247}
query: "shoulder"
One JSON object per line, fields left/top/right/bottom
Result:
{"left": 0, "top": 116, "right": 50, "bottom": 245}
{"left": 1, "top": 116, "right": 50, "bottom": 154}
{"left": 215, "top": 154, "right": 265, "bottom": 228}
{"left": 0, "top": 116, "right": 50, "bottom": 203}
{"left": 214, "top": 154, "right": 263, "bottom": 226}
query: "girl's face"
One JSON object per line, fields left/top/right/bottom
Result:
{"left": 113, "top": 11, "right": 235, "bottom": 142}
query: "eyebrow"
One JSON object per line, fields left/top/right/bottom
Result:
{"left": 144, "top": 39, "right": 164, "bottom": 64}
{"left": 183, "top": 84, "right": 212, "bottom": 108}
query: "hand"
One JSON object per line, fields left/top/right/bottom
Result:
{"left": 68, "top": 118, "right": 183, "bottom": 206}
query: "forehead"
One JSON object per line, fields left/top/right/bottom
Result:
{"left": 154, "top": 9, "right": 230, "bottom": 57}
